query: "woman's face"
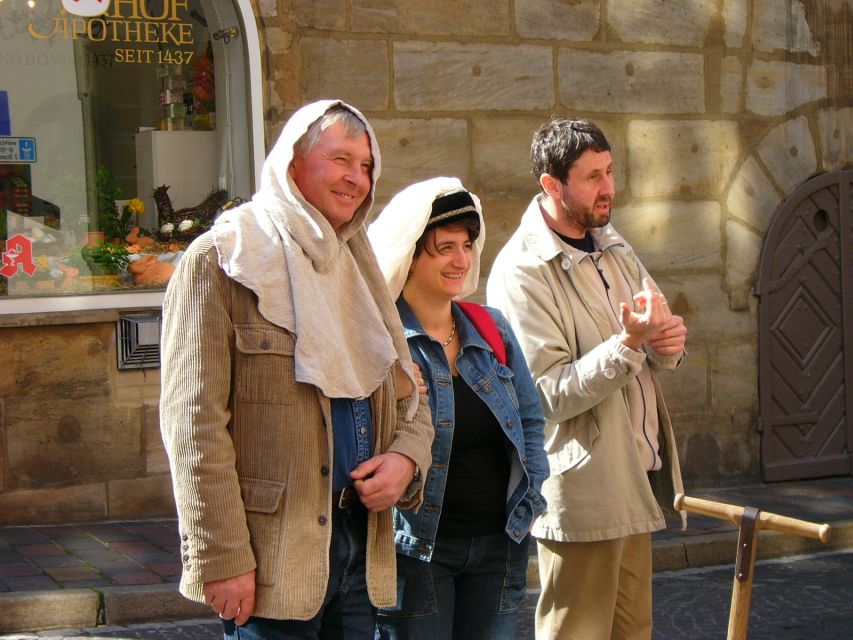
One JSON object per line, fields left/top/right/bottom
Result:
{"left": 405, "top": 225, "right": 473, "bottom": 303}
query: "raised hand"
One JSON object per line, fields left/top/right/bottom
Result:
{"left": 619, "top": 277, "right": 672, "bottom": 351}
{"left": 647, "top": 314, "right": 687, "bottom": 355}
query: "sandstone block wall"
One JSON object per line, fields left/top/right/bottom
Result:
{"left": 2, "top": 0, "right": 850, "bottom": 525}
{"left": 0, "top": 316, "right": 174, "bottom": 525}
{"left": 258, "top": 0, "right": 851, "bottom": 484}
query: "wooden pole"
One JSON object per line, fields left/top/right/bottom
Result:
{"left": 727, "top": 506, "right": 760, "bottom": 640}
{"left": 673, "top": 494, "right": 832, "bottom": 640}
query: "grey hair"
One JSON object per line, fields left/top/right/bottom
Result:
{"left": 294, "top": 105, "right": 368, "bottom": 157}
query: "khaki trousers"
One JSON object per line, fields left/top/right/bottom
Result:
{"left": 534, "top": 533, "right": 653, "bottom": 640}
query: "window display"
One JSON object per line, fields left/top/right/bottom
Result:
{"left": 0, "top": 0, "right": 253, "bottom": 302}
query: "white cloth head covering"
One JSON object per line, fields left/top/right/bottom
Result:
{"left": 211, "top": 100, "right": 417, "bottom": 408}
{"left": 367, "top": 177, "right": 485, "bottom": 300}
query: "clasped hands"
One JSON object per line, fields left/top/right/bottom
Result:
{"left": 619, "top": 278, "right": 687, "bottom": 355}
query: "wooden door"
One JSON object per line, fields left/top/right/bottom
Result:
{"left": 757, "top": 170, "right": 852, "bottom": 481}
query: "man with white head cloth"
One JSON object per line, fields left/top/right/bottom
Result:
{"left": 160, "top": 100, "right": 434, "bottom": 639}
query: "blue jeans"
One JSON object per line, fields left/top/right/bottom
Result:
{"left": 223, "top": 503, "right": 374, "bottom": 640}
{"left": 376, "top": 533, "right": 530, "bottom": 640}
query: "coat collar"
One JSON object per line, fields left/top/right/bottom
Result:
{"left": 396, "top": 296, "right": 495, "bottom": 359}
{"left": 519, "top": 195, "right": 626, "bottom": 268}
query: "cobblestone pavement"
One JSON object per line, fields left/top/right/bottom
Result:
{"left": 3, "top": 550, "right": 851, "bottom": 639}
{"left": 517, "top": 549, "right": 853, "bottom": 640}
{"left": 649, "top": 550, "right": 853, "bottom": 640}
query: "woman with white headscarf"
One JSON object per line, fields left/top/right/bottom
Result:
{"left": 368, "top": 177, "right": 548, "bottom": 639}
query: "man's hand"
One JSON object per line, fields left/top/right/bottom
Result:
{"left": 394, "top": 362, "right": 427, "bottom": 400}
{"left": 619, "top": 277, "right": 672, "bottom": 351}
{"left": 350, "top": 452, "right": 417, "bottom": 511}
{"left": 647, "top": 315, "right": 687, "bottom": 356}
{"left": 412, "top": 363, "right": 427, "bottom": 395}
{"left": 203, "top": 569, "right": 256, "bottom": 626}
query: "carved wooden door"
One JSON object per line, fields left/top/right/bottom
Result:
{"left": 757, "top": 170, "right": 852, "bottom": 481}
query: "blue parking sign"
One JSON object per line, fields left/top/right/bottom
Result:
{"left": 0, "top": 137, "right": 37, "bottom": 163}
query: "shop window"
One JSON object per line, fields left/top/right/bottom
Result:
{"left": 0, "top": 0, "right": 261, "bottom": 310}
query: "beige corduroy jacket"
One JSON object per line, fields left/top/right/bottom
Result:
{"left": 159, "top": 234, "right": 434, "bottom": 620}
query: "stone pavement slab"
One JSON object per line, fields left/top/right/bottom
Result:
{"left": 0, "top": 590, "right": 100, "bottom": 633}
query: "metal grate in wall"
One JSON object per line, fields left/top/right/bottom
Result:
{"left": 117, "top": 314, "right": 162, "bottom": 370}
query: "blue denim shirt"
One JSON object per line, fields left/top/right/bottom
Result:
{"left": 330, "top": 397, "right": 373, "bottom": 492}
{"left": 393, "top": 297, "right": 548, "bottom": 561}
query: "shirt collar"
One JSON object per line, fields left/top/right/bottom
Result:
{"left": 520, "top": 195, "right": 626, "bottom": 263}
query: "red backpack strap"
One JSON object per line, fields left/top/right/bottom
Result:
{"left": 456, "top": 301, "right": 507, "bottom": 365}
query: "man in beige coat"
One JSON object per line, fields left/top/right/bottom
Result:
{"left": 160, "top": 100, "right": 433, "bottom": 639}
{"left": 487, "top": 119, "right": 687, "bottom": 640}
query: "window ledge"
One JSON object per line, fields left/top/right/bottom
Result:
{"left": 0, "top": 291, "right": 165, "bottom": 327}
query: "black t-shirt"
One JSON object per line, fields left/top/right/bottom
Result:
{"left": 556, "top": 230, "right": 596, "bottom": 253}
{"left": 437, "top": 375, "right": 510, "bottom": 538}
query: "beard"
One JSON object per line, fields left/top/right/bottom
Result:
{"left": 559, "top": 194, "right": 612, "bottom": 232}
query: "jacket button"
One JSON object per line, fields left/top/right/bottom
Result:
{"left": 484, "top": 383, "right": 493, "bottom": 393}
{"left": 182, "top": 543, "right": 189, "bottom": 551}
{"left": 320, "top": 465, "right": 329, "bottom": 476}
{"left": 514, "top": 528, "right": 521, "bottom": 537}
{"left": 181, "top": 534, "right": 188, "bottom": 541}
{"left": 318, "top": 515, "right": 328, "bottom": 526}
{"left": 561, "top": 258, "right": 571, "bottom": 270}
{"left": 604, "top": 367, "right": 616, "bottom": 379}
{"left": 260, "top": 339, "right": 270, "bottom": 350}
{"left": 507, "top": 419, "right": 513, "bottom": 428}
{"left": 183, "top": 554, "right": 190, "bottom": 561}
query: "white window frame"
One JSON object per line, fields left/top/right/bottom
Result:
{"left": 0, "top": 0, "right": 264, "bottom": 316}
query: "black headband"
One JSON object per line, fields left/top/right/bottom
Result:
{"left": 425, "top": 190, "right": 479, "bottom": 231}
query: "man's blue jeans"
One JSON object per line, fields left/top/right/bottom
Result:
{"left": 376, "top": 533, "right": 530, "bottom": 640}
{"left": 223, "top": 502, "right": 374, "bottom": 640}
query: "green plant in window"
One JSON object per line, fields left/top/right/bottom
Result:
{"left": 94, "top": 166, "right": 127, "bottom": 239}
{"left": 73, "top": 242, "right": 130, "bottom": 275}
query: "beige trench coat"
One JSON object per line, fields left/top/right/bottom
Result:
{"left": 487, "top": 198, "right": 685, "bottom": 542}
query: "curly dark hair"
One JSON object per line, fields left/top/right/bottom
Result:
{"left": 530, "top": 119, "right": 610, "bottom": 187}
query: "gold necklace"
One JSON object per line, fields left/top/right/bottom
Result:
{"left": 441, "top": 320, "right": 456, "bottom": 347}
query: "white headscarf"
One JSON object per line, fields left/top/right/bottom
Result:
{"left": 212, "top": 100, "right": 416, "bottom": 408}
{"left": 367, "top": 177, "right": 485, "bottom": 300}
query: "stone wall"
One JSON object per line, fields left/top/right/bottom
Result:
{"left": 1, "top": 0, "right": 849, "bottom": 525}
{"left": 257, "top": 0, "right": 851, "bottom": 484}
{"left": 0, "top": 313, "right": 173, "bottom": 525}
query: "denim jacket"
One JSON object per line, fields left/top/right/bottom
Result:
{"left": 394, "top": 297, "right": 549, "bottom": 561}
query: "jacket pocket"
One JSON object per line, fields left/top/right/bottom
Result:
{"left": 239, "top": 476, "right": 286, "bottom": 586}
{"left": 547, "top": 413, "right": 600, "bottom": 475}
{"left": 495, "top": 363, "right": 520, "bottom": 409}
{"left": 234, "top": 324, "right": 296, "bottom": 404}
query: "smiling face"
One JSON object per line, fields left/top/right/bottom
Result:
{"left": 288, "top": 122, "right": 373, "bottom": 230}
{"left": 543, "top": 149, "right": 615, "bottom": 238}
{"left": 404, "top": 224, "right": 474, "bottom": 304}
